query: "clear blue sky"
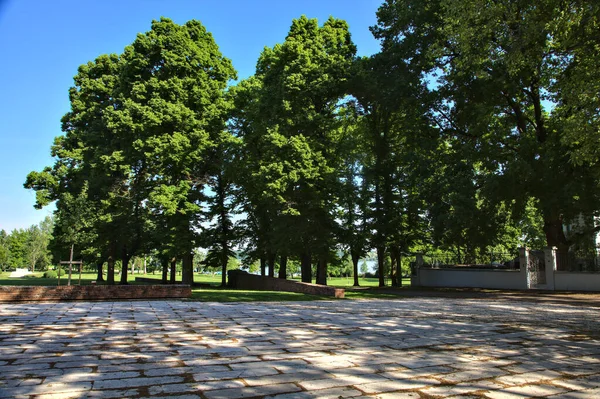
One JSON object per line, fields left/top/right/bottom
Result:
{"left": 0, "top": 0, "right": 382, "bottom": 233}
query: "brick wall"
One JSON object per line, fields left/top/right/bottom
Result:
{"left": 228, "top": 270, "right": 345, "bottom": 298}
{"left": 0, "top": 285, "right": 191, "bottom": 302}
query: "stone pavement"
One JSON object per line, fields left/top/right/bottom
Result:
{"left": 0, "top": 296, "right": 599, "bottom": 398}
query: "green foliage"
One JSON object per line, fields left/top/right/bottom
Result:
{"left": 373, "top": 0, "right": 600, "bottom": 252}
{"left": 42, "top": 269, "right": 64, "bottom": 279}
{"left": 7, "top": 229, "right": 28, "bottom": 268}
{"left": 26, "top": 17, "right": 236, "bottom": 284}
{"left": 22, "top": 7, "right": 600, "bottom": 292}
{"left": 232, "top": 15, "right": 357, "bottom": 283}
{"left": 0, "top": 230, "right": 9, "bottom": 271}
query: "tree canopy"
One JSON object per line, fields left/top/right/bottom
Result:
{"left": 25, "top": 5, "right": 599, "bottom": 285}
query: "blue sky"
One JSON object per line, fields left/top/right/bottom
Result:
{"left": 0, "top": 0, "right": 382, "bottom": 233}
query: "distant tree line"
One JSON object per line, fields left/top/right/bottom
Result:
{"left": 0, "top": 217, "right": 53, "bottom": 272}
{"left": 26, "top": 1, "right": 600, "bottom": 287}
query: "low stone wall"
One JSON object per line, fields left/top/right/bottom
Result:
{"left": 228, "top": 270, "right": 345, "bottom": 298}
{"left": 0, "top": 284, "right": 192, "bottom": 302}
{"left": 414, "top": 268, "right": 526, "bottom": 290}
{"left": 555, "top": 272, "right": 600, "bottom": 292}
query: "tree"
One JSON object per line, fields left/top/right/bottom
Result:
{"left": 201, "top": 132, "right": 239, "bottom": 287}
{"left": 25, "top": 53, "right": 122, "bottom": 283}
{"left": 372, "top": 0, "right": 600, "bottom": 253}
{"left": 360, "top": 259, "right": 369, "bottom": 277}
{"left": 0, "top": 230, "right": 9, "bottom": 271}
{"left": 7, "top": 229, "right": 28, "bottom": 269}
{"left": 351, "top": 51, "right": 434, "bottom": 287}
{"left": 235, "top": 16, "right": 357, "bottom": 285}
{"left": 116, "top": 18, "right": 237, "bottom": 285}
{"left": 26, "top": 18, "right": 237, "bottom": 284}
{"left": 336, "top": 106, "right": 370, "bottom": 286}
{"left": 26, "top": 216, "right": 53, "bottom": 272}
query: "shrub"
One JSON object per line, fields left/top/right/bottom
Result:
{"left": 43, "top": 270, "right": 57, "bottom": 278}
{"left": 43, "top": 269, "right": 64, "bottom": 279}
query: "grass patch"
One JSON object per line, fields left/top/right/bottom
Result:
{"left": 0, "top": 271, "right": 412, "bottom": 302}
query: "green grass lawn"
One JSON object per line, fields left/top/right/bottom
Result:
{"left": 0, "top": 271, "right": 411, "bottom": 301}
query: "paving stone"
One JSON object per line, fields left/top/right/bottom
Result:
{"left": 244, "top": 370, "right": 334, "bottom": 386}
{"left": 196, "top": 379, "right": 246, "bottom": 391}
{"left": 422, "top": 379, "right": 506, "bottom": 397}
{"left": 266, "top": 386, "right": 363, "bottom": 398}
{"left": 484, "top": 383, "right": 569, "bottom": 398}
{"left": 440, "top": 367, "right": 508, "bottom": 383}
{"left": 494, "top": 369, "right": 563, "bottom": 386}
{"left": 203, "top": 383, "right": 302, "bottom": 399}
{"left": 138, "top": 395, "right": 201, "bottom": 399}
{"left": 93, "top": 375, "right": 184, "bottom": 390}
{"left": 546, "top": 387, "right": 600, "bottom": 398}
{"left": 355, "top": 377, "right": 440, "bottom": 393}
{"left": 369, "top": 393, "right": 421, "bottom": 399}
{"left": 82, "top": 389, "right": 140, "bottom": 398}
{"left": 381, "top": 365, "right": 455, "bottom": 379}
{"left": 552, "top": 374, "right": 600, "bottom": 391}
{"left": 27, "top": 392, "right": 84, "bottom": 399}
{"left": 148, "top": 382, "right": 203, "bottom": 395}
{"left": 1, "top": 298, "right": 600, "bottom": 399}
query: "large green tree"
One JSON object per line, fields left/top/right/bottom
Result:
{"left": 351, "top": 52, "right": 435, "bottom": 286}
{"left": 26, "top": 18, "right": 236, "bottom": 284}
{"left": 373, "top": 0, "right": 600, "bottom": 253}
{"left": 26, "top": 53, "right": 123, "bottom": 282}
{"left": 237, "top": 16, "right": 357, "bottom": 284}
{"left": 110, "top": 18, "right": 236, "bottom": 284}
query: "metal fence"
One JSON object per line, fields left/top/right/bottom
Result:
{"left": 422, "top": 253, "right": 518, "bottom": 269}
{"left": 556, "top": 251, "right": 600, "bottom": 272}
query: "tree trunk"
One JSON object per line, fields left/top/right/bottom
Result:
{"left": 107, "top": 244, "right": 116, "bottom": 285}
{"left": 316, "top": 253, "right": 327, "bottom": 285}
{"left": 544, "top": 216, "right": 570, "bottom": 271}
{"left": 300, "top": 251, "right": 312, "bottom": 283}
{"left": 96, "top": 260, "right": 104, "bottom": 282}
{"left": 161, "top": 258, "right": 168, "bottom": 284}
{"left": 390, "top": 249, "right": 398, "bottom": 287}
{"left": 390, "top": 246, "right": 401, "bottom": 287}
{"left": 260, "top": 255, "right": 266, "bottom": 277}
{"left": 351, "top": 250, "right": 360, "bottom": 287}
{"left": 267, "top": 251, "right": 276, "bottom": 278}
{"left": 182, "top": 252, "right": 194, "bottom": 285}
{"left": 221, "top": 249, "right": 227, "bottom": 287}
{"left": 377, "top": 246, "right": 386, "bottom": 287}
{"left": 543, "top": 218, "right": 569, "bottom": 252}
{"left": 170, "top": 257, "right": 177, "bottom": 284}
{"left": 120, "top": 245, "right": 130, "bottom": 285}
{"left": 278, "top": 255, "right": 288, "bottom": 279}
{"left": 397, "top": 251, "right": 403, "bottom": 287}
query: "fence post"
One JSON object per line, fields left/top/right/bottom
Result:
{"left": 544, "top": 246, "right": 557, "bottom": 291}
{"left": 519, "top": 247, "right": 530, "bottom": 289}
